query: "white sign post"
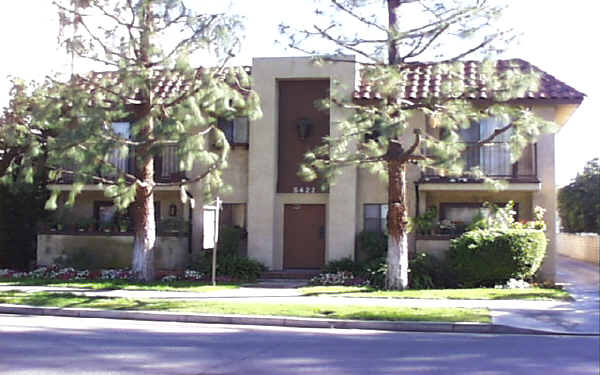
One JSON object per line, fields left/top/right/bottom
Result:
{"left": 203, "top": 197, "right": 222, "bottom": 286}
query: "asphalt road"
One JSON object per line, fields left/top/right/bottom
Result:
{"left": 0, "top": 314, "right": 598, "bottom": 375}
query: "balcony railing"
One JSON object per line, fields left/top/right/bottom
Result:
{"left": 54, "top": 145, "right": 185, "bottom": 184}
{"left": 422, "top": 142, "right": 538, "bottom": 182}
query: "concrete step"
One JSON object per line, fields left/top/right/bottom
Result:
{"left": 260, "top": 270, "right": 320, "bottom": 280}
{"left": 244, "top": 278, "right": 310, "bottom": 288}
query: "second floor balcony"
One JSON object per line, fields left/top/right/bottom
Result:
{"left": 421, "top": 116, "right": 539, "bottom": 184}
{"left": 54, "top": 144, "right": 184, "bottom": 185}
{"left": 421, "top": 142, "right": 538, "bottom": 183}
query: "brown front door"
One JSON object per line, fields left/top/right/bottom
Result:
{"left": 283, "top": 204, "right": 325, "bottom": 269}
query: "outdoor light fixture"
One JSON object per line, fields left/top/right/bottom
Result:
{"left": 296, "top": 118, "right": 312, "bottom": 140}
{"left": 169, "top": 204, "right": 177, "bottom": 217}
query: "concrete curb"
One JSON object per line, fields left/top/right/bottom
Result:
{"left": 2, "top": 304, "right": 596, "bottom": 336}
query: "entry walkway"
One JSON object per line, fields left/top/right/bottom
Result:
{"left": 1, "top": 255, "right": 598, "bottom": 334}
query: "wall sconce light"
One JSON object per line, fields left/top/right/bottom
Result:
{"left": 169, "top": 204, "right": 177, "bottom": 217}
{"left": 296, "top": 118, "right": 312, "bottom": 140}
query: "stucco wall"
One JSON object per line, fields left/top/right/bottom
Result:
{"left": 531, "top": 106, "right": 558, "bottom": 281}
{"left": 37, "top": 234, "right": 189, "bottom": 270}
{"left": 220, "top": 148, "right": 249, "bottom": 203}
{"left": 247, "top": 56, "right": 357, "bottom": 270}
{"left": 558, "top": 233, "right": 599, "bottom": 265}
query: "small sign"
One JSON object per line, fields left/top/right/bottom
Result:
{"left": 203, "top": 209, "right": 217, "bottom": 250}
{"left": 293, "top": 186, "right": 317, "bottom": 193}
{"left": 202, "top": 197, "right": 222, "bottom": 250}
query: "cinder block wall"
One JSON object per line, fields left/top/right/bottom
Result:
{"left": 558, "top": 233, "right": 600, "bottom": 265}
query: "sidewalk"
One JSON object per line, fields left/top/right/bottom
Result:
{"left": 1, "top": 255, "right": 598, "bottom": 335}
{"left": 492, "top": 255, "right": 599, "bottom": 335}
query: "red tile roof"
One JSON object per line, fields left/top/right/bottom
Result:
{"left": 73, "top": 59, "right": 583, "bottom": 104}
{"left": 353, "top": 59, "right": 584, "bottom": 103}
{"left": 75, "top": 66, "right": 253, "bottom": 100}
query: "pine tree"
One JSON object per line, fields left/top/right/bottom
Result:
{"left": 0, "top": 0, "right": 260, "bottom": 281}
{"left": 282, "top": 0, "right": 555, "bottom": 289}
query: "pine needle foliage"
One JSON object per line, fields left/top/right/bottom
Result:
{"left": 0, "top": 0, "right": 261, "bottom": 280}
{"left": 281, "top": 0, "right": 558, "bottom": 289}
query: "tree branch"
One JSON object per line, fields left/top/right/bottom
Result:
{"left": 441, "top": 33, "right": 500, "bottom": 62}
{"left": 330, "top": 0, "right": 387, "bottom": 32}
{"left": 313, "top": 24, "right": 382, "bottom": 63}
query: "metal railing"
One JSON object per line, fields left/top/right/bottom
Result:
{"left": 422, "top": 142, "right": 538, "bottom": 181}
{"left": 55, "top": 145, "right": 185, "bottom": 184}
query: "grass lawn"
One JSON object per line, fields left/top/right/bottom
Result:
{"left": 299, "top": 286, "right": 572, "bottom": 301}
{"left": 0, "top": 291, "right": 490, "bottom": 323}
{"left": 0, "top": 278, "right": 239, "bottom": 293}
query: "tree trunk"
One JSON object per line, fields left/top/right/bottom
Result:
{"left": 384, "top": 0, "right": 411, "bottom": 290}
{"left": 385, "top": 150, "right": 409, "bottom": 290}
{"left": 131, "top": 5, "right": 156, "bottom": 282}
{"left": 131, "top": 155, "right": 156, "bottom": 281}
{"left": 132, "top": 185, "right": 156, "bottom": 281}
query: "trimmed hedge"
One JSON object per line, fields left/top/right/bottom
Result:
{"left": 192, "top": 253, "right": 266, "bottom": 282}
{"left": 447, "top": 228, "right": 547, "bottom": 287}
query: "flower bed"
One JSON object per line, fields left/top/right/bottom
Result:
{"left": 0, "top": 265, "right": 205, "bottom": 283}
{"left": 310, "top": 271, "right": 369, "bottom": 286}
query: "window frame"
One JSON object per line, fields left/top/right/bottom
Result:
{"left": 439, "top": 202, "right": 520, "bottom": 223}
{"left": 363, "top": 203, "right": 388, "bottom": 233}
{"left": 217, "top": 117, "right": 249, "bottom": 146}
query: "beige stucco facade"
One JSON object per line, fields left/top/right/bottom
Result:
{"left": 42, "top": 57, "right": 581, "bottom": 281}
{"left": 246, "top": 56, "right": 358, "bottom": 269}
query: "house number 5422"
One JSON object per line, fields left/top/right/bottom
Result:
{"left": 293, "top": 186, "right": 316, "bottom": 193}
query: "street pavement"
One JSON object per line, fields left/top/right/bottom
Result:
{"left": 0, "top": 255, "right": 598, "bottom": 335}
{"left": 0, "top": 314, "right": 598, "bottom": 375}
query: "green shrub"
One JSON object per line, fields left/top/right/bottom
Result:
{"left": 218, "top": 226, "right": 245, "bottom": 256}
{"left": 356, "top": 231, "right": 387, "bottom": 262}
{"left": 319, "top": 256, "right": 388, "bottom": 288}
{"left": 447, "top": 228, "right": 547, "bottom": 287}
{"left": 192, "top": 252, "right": 265, "bottom": 282}
{"left": 408, "top": 252, "right": 456, "bottom": 289}
{"left": 408, "top": 253, "right": 435, "bottom": 289}
{"left": 361, "top": 256, "right": 387, "bottom": 289}
{"left": 413, "top": 207, "right": 437, "bottom": 235}
{"left": 322, "top": 257, "right": 364, "bottom": 275}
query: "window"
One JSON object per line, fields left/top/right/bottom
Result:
{"left": 109, "top": 122, "right": 131, "bottom": 173}
{"left": 160, "top": 145, "right": 179, "bottom": 178}
{"left": 364, "top": 204, "right": 388, "bottom": 233}
{"left": 440, "top": 203, "right": 488, "bottom": 225}
{"left": 217, "top": 117, "right": 249, "bottom": 144}
{"left": 458, "top": 116, "right": 512, "bottom": 176}
{"left": 93, "top": 201, "right": 161, "bottom": 231}
{"left": 439, "top": 202, "right": 519, "bottom": 233}
{"left": 479, "top": 117, "right": 511, "bottom": 176}
{"left": 220, "top": 203, "right": 246, "bottom": 228}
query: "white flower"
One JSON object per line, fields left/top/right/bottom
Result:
{"left": 184, "top": 269, "right": 203, "bottom": 280}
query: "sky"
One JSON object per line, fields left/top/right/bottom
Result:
{"left": 0, "top": 0, "right": 597, "bottom": 186}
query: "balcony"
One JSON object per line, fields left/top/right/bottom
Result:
{"left": 54, "top": 145, "right": 184, "bottom": 185}
{"left": 421, "top": 142, "right": 538, "bottom": 184}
